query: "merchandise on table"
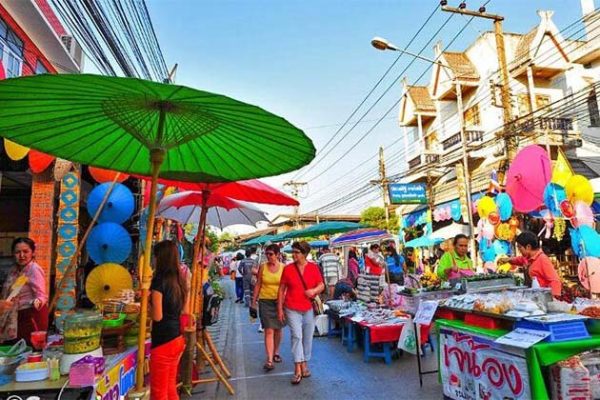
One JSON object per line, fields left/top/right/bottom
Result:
{"left": 356, "top": 274, "right": 383, "bottom": 303}
{"left": 63, "top": 312, "right": 103, "bottom": 354}
{"left": 550, "top": 356, "right": 591, "bottom": 400}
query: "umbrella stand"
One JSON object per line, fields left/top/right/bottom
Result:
{"left": 181, "top": 191, "right": 234, "bottom": 394}
{"left": 135, "top": 110, "right": 167, "bottom": 392}
{"left": 49, "top": 173, "right": 121, "bottom": 313}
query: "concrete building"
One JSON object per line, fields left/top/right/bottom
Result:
{"left": 396, "top": 2, "right": 600, "bottom": 234}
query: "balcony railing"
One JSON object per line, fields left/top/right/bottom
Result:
{"left": 407, "top": 153, "right": 440, "bottom": 170}
{"left": 442, "top": 130, "right": 484, "bottom": 150}
{"left": 509, "top": 117, "right": 574, "bottom": 135}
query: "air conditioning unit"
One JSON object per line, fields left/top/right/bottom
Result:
{"left": 60, "top": 35, "right": 83, "bottom": 67}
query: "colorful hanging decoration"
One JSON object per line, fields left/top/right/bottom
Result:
{"left": 495, "top": 193, "right": 513, "bottom": 221}
{"left": 578, "top": 257, "right": 600, "bottom": 293}
{"left": 4, "top": 138, "right": 29, "bottom": 160}
{"left": 477, "top": 196, "right": 497, "bottom": 218}
{"left": 28, "top": 150, "right": 55, "bottom": 173}
{"left": 543, "top": 183, "right": 566, "bottom": 216}
{"left": 565, "top": 174, "right": 594, "bottom": 206}
{"left": 553, "top": 218, "right": 566, "bottom": 241}
{"left": 551, "top": 148, "right": 574, "bottom": 187}
{"left": 488, "top": 211, "right": 501, "bottom": 225}
{"left": 560, "top": 200, "right": 575, "bottom": 219}
{"left": 505, "top": 145, "right": 551, "bottom": 212}
{"left": 54, "top": 171, "right": 80, "bottom": 329}
{"left": 88, "top": 166, "right": 129, "bottom": 183}
{"left": 572, "top": 201, "right": 595, "bottom": 228}
{"left": 495, "top": 222, "right": 515, "bottom": 241}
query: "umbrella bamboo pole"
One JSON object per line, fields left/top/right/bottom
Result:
{"left": 135, "top": 110, "right": 167, "bottom": 392}
{"left": 49, "top": 172, "right": 121, "bottom": 313}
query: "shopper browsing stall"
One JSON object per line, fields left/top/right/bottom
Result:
{"left": 277, "top": 241, "right": 325, "bottom": 385}
{"left": 318, "top": 247, "right": 341, "bottom": 299}
{"left": 252, "top": 244, "right": 285, "bottom": 372}
{"left": 500, "top": 231, "right": 562, "bottom": 297}
{"left": 0, "top": 238, "right": 48, "bottom": 345}
{"left": 150, "top": 240, "right": 189, "bottom": 400}
{"left": 436, "top": 234, "right": 474, "bottom": 280}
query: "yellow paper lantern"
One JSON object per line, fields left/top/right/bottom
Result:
{"left": 565, "top": 174, "right": 594, "bottom": 205}
{"left": 4, "top": 139, "right": 29, "bottom": 161}
{"left": 477, "top": 196, "right": 497, "bottom": 218}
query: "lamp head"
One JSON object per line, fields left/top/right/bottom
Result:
{"left": 371, "top": 37, "right": 395, "bottom": 51}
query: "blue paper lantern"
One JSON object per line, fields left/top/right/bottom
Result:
{"left": 495, "top": 193, "right": 513, "bottom": 221}
{"left": 480, "top": 239, "right": 496, "bottom": 262}
{"left": 578, "top": 226, "right": 600, "bottom": 257}
{"left": 450, "top": 201, "right": 462, "bottom": 222}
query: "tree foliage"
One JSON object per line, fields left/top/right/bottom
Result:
{"left": 360, "top": 206, "right": 398, "bottom": 231}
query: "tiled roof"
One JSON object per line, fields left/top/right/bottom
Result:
{"left": 443, "top": 52, "right": 479, "bottom": 79}
{"left": 514, "top": 27, "right": 538, "bottom": 66}
{"left": 408, "top": 86, "right": 436, "bottom": 112}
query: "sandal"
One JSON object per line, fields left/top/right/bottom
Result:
{"left": 263, "top": 361, "right": 275, "bottom": 372}
{"left": 273, "top": 354, "right": 282, "bottom": 363}
{"left": 291, "top": 374, "right": 302, "bottom": 385}
{"left": 302, "top": 370, "right": 311, "bottom": 378}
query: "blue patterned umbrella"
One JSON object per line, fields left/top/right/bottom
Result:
{"left": 87, "top": 182, "right": 135, "bottom": 224}
{"left": 86, "top": 222, "right": 132, "bottom": 264}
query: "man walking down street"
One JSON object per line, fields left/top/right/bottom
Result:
{"left": 240, "top": 248, "right": 258, "bottom": 307}
{"left": 318, "top": 247, "right": 341, "bottom": 299}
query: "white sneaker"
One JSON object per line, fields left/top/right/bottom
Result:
{"left": 258, "top": 327, "right": 264, "bottom": 333}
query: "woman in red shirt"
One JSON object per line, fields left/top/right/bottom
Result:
{"left": 277, "top": 241, "right": 325, "bottom": 385}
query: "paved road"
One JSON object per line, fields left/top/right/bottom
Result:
{"left": 192, "top": 279, "right": 442, "bottom": 400}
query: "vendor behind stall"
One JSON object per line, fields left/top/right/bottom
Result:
{"left": 436, "top": 234, "right": 474, "bottom": 280}
{"left": 500, "top": 231, "right": 562, "bottom": 297}
{"left": 0, "top": 238, "right": 48, "bottom": 345}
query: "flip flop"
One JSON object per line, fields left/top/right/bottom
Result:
{"left": 291, "top": 374, "right": 302, "bottom": 385}
{"left": 263, "top": 362, "right": 274, "bottom": 372}
{"left": 273, "top": 354, "right": 282, "bottom": 363}
{"left": 302, "top": 370, "right": 311, "bottom": 378}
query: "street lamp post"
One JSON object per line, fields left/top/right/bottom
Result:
{"left": 372, "top": 37, "right": 477, "bottom": 264}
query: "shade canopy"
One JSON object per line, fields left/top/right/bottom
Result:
{"left": 283, "top": 221, "right": 363, "bottom": 239}
{"left": 0, "top": 74, "right": 315, "bottom": 182}
{"left": 404, "top": 235, "right": 444, "bottom": 248}
{"left": 243, "top": 234, "right": 276, "bottom": 246}
{"left": 330, "top": 228, "right": 393, "bottom": 246}
{"left": 309, "top": 240, "right": 330, "bottom": 248}
{"left": 158, "top": 190, "right": 268, "bottom": 229}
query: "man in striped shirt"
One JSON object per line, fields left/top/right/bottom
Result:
{"left": 318, "top": 247, "right": 342, "bottom": 299}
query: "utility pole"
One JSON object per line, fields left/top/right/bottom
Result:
{"left": 441, "top": 5, "right": 516, "bottom": 162}
{"left": 283, "top": 180, "right": 307, "bottom": 228}
{"left": 370, "top": 146, "right": 390, "bottom": 226}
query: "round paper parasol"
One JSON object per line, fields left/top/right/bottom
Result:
{"left": 505, "top": 145, "right": 551, "bottom": 212}
{"left": 543, "top": 183, "right": 566, "bottom": 216}
{"left": 85, "top": 263, "right": 133, "bottom": 305}
{"left": 86, "top": 222, "right": 132, "bottom": 264}
{"left": 87, "top": 182, "right": 135, "bottom": 224}
{"left": 158, "top": 191, "right": 268, "bottom": 229}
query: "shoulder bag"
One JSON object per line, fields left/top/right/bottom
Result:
{"left": 293, "top": 262, "right": 324, "bottom": 315}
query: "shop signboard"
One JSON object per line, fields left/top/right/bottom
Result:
{"left": 388, "top": 183, "right": 427, "bottom": 205}
{"left": 96, "top": 348, "right": 138, "bottom": 400}
{"left": 440, "top": 328, "right": 531, "bottom": 400}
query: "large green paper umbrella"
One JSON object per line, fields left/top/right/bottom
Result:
{"left": 0, "top": 74, "right": 314, "bottom": 181}
{"left": 0, "top": 73, "right": 315, "bottom": 391}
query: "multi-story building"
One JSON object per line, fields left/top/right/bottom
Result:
{"left": 396, "top": 1, "right": 600, "bottom": 233}
{"left": 0, "top": 0, "right": 83, "bottom": 277}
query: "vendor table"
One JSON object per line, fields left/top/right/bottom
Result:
{"left": 341, "top": 317, "right": 431, "bottom": 364}
{"left": 0, "top": 343, "right": 150, "bottom": 400}
{"left": 436, "top": 319, "right": 600, "bottom": 400}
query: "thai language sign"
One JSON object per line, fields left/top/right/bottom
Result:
{"left": 388, "top": 183, "right": 427, "bottom": 205}
{"left": 440, "top": 329, "right": 530, "bottom": 400}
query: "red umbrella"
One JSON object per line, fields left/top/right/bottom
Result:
{"left": 141, "top": 177, "right": 298, "bottom": 206}
{"left": 505, "top": 145, "right": 551, "bottom": 213}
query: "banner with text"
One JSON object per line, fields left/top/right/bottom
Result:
{"left": 440, "top": 328, "right": 531, "bottom": 400}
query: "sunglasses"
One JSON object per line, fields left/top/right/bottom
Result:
{"left": 265, "top": 252, "right": 275, "bottom": 256}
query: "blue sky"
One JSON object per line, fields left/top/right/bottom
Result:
{"left": 147, "top": 0, "right": 584, "bottom": 222}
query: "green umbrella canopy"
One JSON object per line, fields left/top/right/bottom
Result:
{"left": 0, "top": 74, "right": 315, "bottom": 182}
{"left": 283, "top": 221, "right": 364, "bottom": 239}
{"left": 242, "top": 234, "right": 275, "bottom": 246}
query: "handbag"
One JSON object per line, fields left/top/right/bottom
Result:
{"left": 292, "top": 262, "right": 324, "bottom": 315}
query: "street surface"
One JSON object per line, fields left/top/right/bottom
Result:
{"left": 192, "top": 279, "right": 442, "bottom": 400}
